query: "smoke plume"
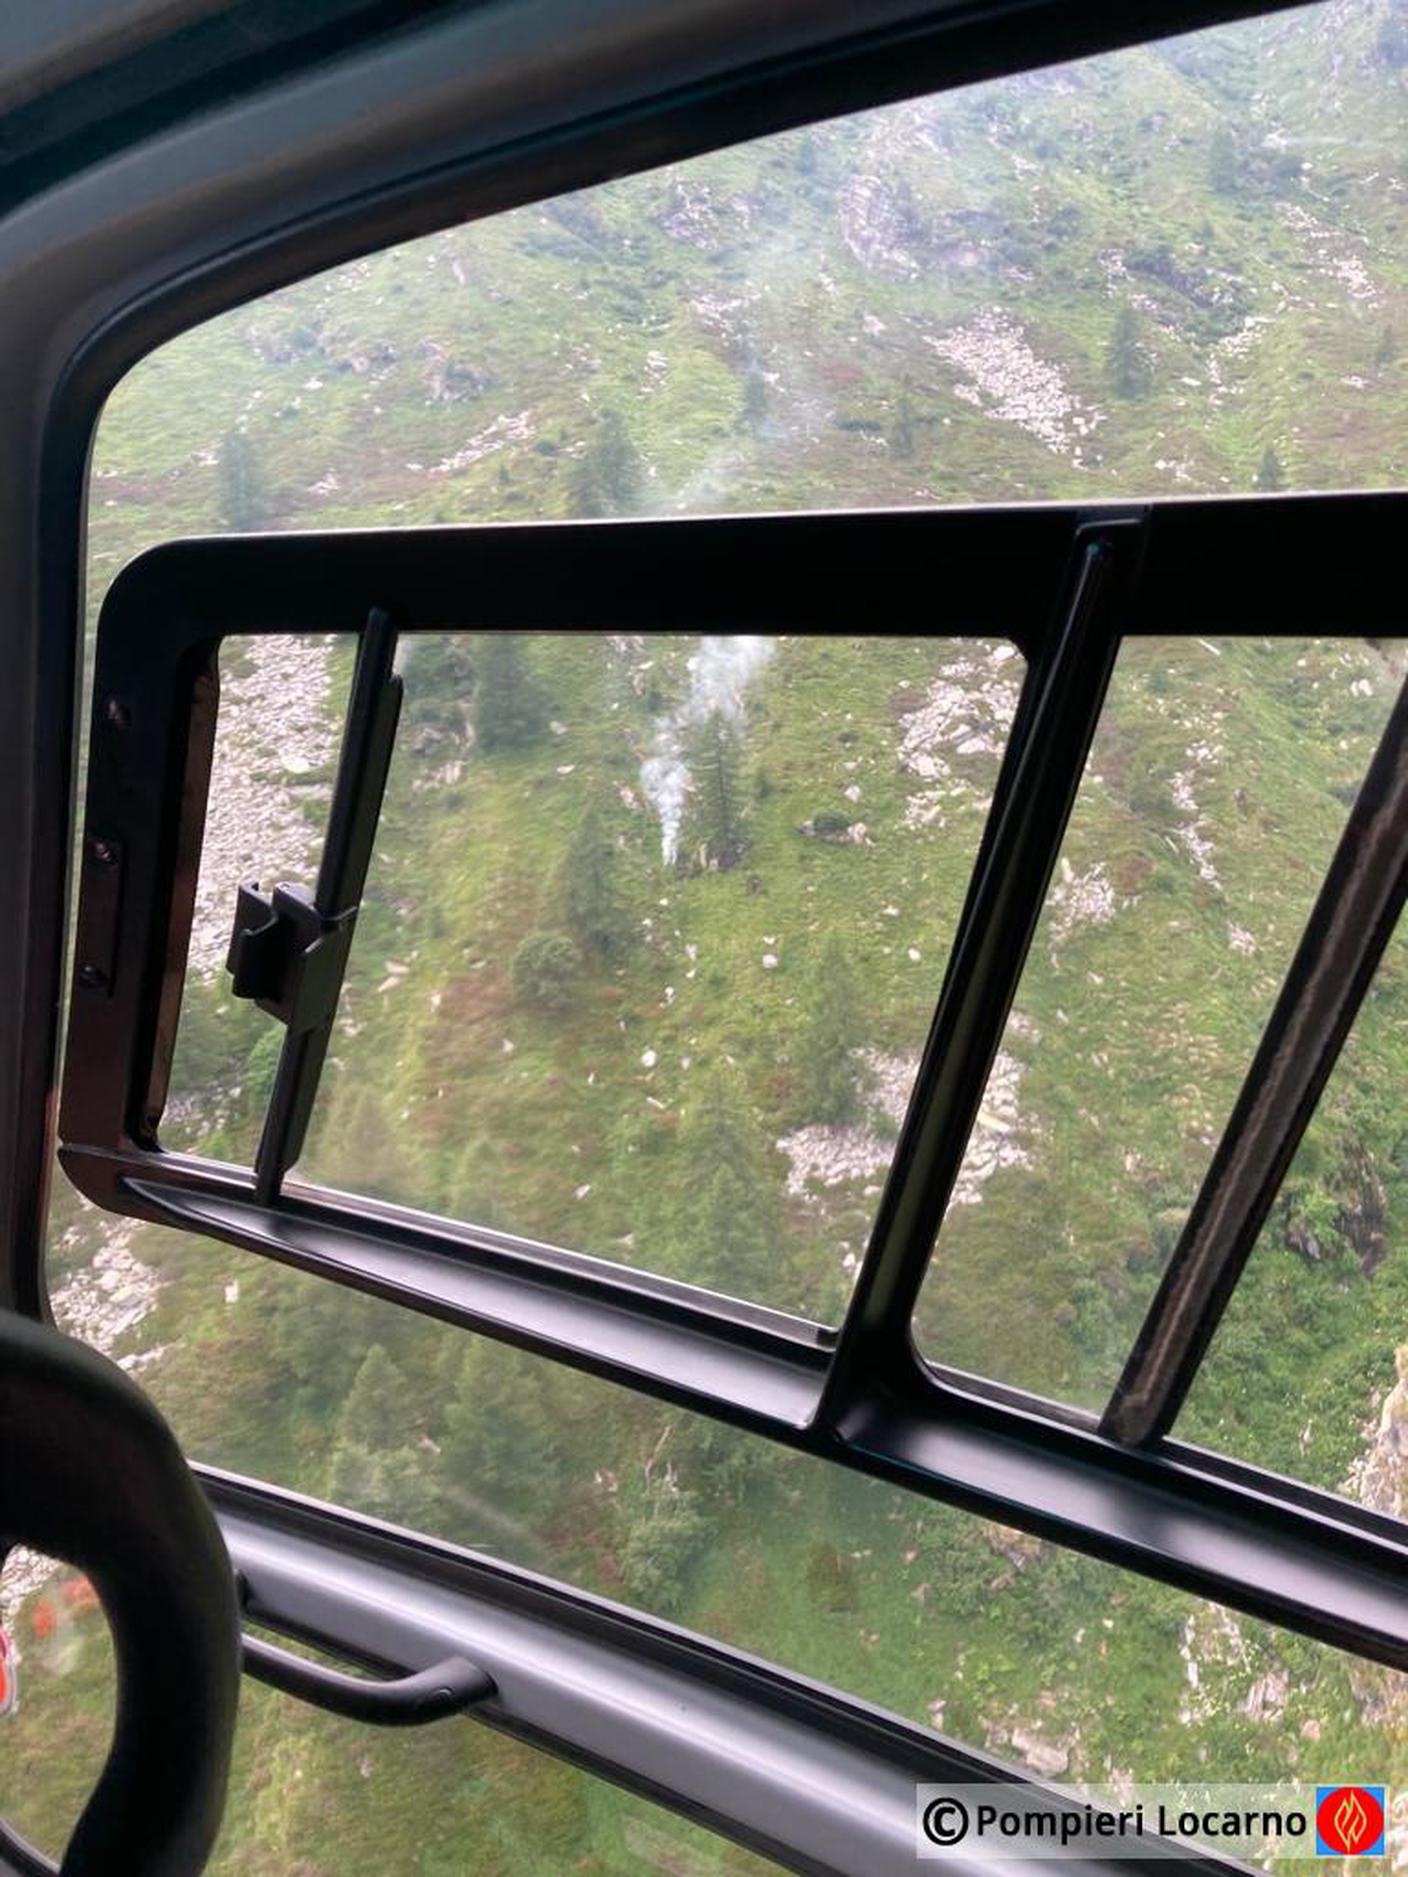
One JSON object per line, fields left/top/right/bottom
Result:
{"left": 639, "top": 635, "right": 775, "bottom": 864}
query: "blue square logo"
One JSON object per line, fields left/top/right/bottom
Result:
{"left": 1316, "top": 1786, "right": 1385, "bottom": 1857}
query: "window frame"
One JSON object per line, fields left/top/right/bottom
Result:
{"left": 56, "top": 491, "right": 1408, "bottom": 1680}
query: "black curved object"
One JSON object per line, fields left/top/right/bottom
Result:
{"left": 0, "top": 1310, "right": 240, "bottom": 1876}
{"left": 242, "top": 1632, "right": 493, "bottom": 1725}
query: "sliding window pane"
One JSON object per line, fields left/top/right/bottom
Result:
{"left": 1, "top": 1545, "right": 778, "bottom": 1873}
{"left": 175, "top": 629, "right": 1023, "bottom": 1321}
{"left": 163, "top": 634, "right": 352, "bottom": 1148}
{"left": 913, "top": 635, "right": 1400, "bottom": 1412}
{"left": 1178, "top": 918, "right": 1406, "bottom": 1500}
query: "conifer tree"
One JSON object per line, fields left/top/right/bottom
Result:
{"left": 403, "top": 634, "right": 475, "bottom": 738}
{"left": 557, "top": 802, "right": 630, "bottom": 962}
{"left": 1106, "top": 306, "right": 1153, "bottom": 400}
{"left": 1208, "top": 126, "right": 1241, "bottom": 196}
{"left": 217, "top": 429, "right": 270, "bottom": 528}
{"left": 337, "top": 1344, "right": 418, "bottom": 1453}
{"left": 616, "top": 1431, "right": 707, "bottom": 1615}
{"left": 793, "top": 933, "right": 871, "bottom": 1125}
{"left": 510, "top": 931, "right": 582, "bottom": 1009}
{"left": 313, "top": 1083, "right": 401, "bottom": 1200}
{"left": 437, "top": 1337, "right": 569, "bottom": 1521}
{"left": 685, "top": 709, "right": 745, "bottom": 870}
{"left": 325, "top": 1344, "right": 439, "bottom": 1529}
{"left": 889, "top": 385, "right": 917, "bottom": 459}
{"left": 447, "top": 1133, "right": 513, "bottom": 1237}
{"left": 1254, "top": 444, "right": 1286, "bottom": 492}
{"left": 674, "top": 1066, "right": 781, "bottom": 1295}
{"left": 742, "top": 369, "right": 769, "bottom": 433}
{"left": 272, "top": 1280, "right": 366, "bottom": 1406}
{"left": 472, "top": 631, "right": 548, "bottom": 752}
{"left": 566, "top": 409, "right": 642, "bottom": 517}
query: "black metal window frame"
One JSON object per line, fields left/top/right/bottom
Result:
{"left": 54, "top": 488, "right": 1408, "bottom": 1687}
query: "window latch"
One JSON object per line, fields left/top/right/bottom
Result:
{"left": 226, "top": 881, "right": 355, "bottom": 1034}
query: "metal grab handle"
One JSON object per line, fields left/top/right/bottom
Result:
{"left": 241, "top": 1632, "right": 494, "bottom": 1726}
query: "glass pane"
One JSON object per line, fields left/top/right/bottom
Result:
{"left": 0, "top": 1553, "right": 115, "bottom": 1864}
{"left": 208, "top": 1682, "right": 784, "bottom": 1876}
{"left": 164, "top": 634, "right": 351, "bottom": 1149}
{"left": 913, "top": 636, "right": 1400, "bottom": 1411}
{"left": 1179, "top": 918, "right": 1407, "bottom": 1498}
{"left": 39, "top": 1236, "right": 1408, "bottom": 1869}
{"left": 174, "top": 629, "right": 1022, "bottom": 1320}
{"left": 1, "top": 1584, "right": 777, "bottom": 1876}
{"left": 93, "top": 0, "right": 1405, "bottom": 584}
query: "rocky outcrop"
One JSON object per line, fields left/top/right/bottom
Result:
{"left": 1345, "top": 1348, "right": 1408, "bottom": 1769}
{"left": 192, "top": 635, "right": 337, "bottom": 975}
{"left": 898, "top": 644, "right": 1021, "bottom": 831}
{"left": 1348, "top": 1344, "right": 1408, "bottom": 1521}
{"left": 925, "top": 311, "right": 1102, "bottom": 460}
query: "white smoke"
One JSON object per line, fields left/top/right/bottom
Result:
{"left": 639, "top": 635, "right": 776, "bottom": 864}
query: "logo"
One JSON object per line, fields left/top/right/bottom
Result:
{"left": 922, "top": 1797, "right": 971, "bottom": 1847}
{"left": 0, "top": 1625, "right": 16, "bottom": 1717}
{"left": 1315, "top": 1787, "right": 1385, "bottom": 1857}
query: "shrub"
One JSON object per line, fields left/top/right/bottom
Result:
{"left": 811, "top": 809, "right": 854, "bottom": 836}
{"left": 510, "top": 931, "right": 582, "bottom": 1009}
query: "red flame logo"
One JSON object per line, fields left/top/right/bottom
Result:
{"left": 1317, "top": 1787, "right": 1384, "bottom": 1857}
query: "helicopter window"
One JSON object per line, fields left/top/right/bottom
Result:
{"left": 31, "top": 0, "right": 1408, "bottom": 1868}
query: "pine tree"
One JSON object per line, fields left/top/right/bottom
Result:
{"left": 337, "top": 1344, "right": 419, "bottom": 1453}
{"left": 311, "top": 1082, "right": 401, "bottom": 1200}
{"left": 566, "top": 409, "right": 642, "bottom": 518}
{"left": 673, "top": 1066, "right": 781, "bottom": 1294}
{"left": 889, "top": 385, "right": 917, "bottom": 459}
{"left": 742, "top": 369, "right": 769, "bottom": 433}
{"left": 437, "top": 1337, "right": 569, "bottom": 1521}
{"left": 558, "top": 802, "right": 630, "bottom": 961}
{"left": 685, "top": 709, "right": 745, "bottom": 870}
{"left": 472, "top": 632, "right": 548, "bottom": 752}
{"left": 217, "top": 429, "right": 270, "bottom": 528}
{"left": 447, "top": 1133, "right": 513, "bottom": 1236}
{"left": 403, "top": 634, "right": 475, "bottom": 739}
{"left": 793, "top": 933, "right": 871, "bottom": 1125}
{"left": 1208, "top": 126, "right": 1241, "bottom": 196}
{"left": 616, "top": 1433, "right": 707, "bottom": 1615}
{"left": 1106, "top": 306, "right": 1153, "bottom": 400}
{"left": 324, "top": 1344, "right": 440, "bottom": 1529}
{"left": 1254, "top": 444, "right": 1286, "bottom": 492}
{"left": 272, "top": 1278, "right": 367, "bottom": 1406}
